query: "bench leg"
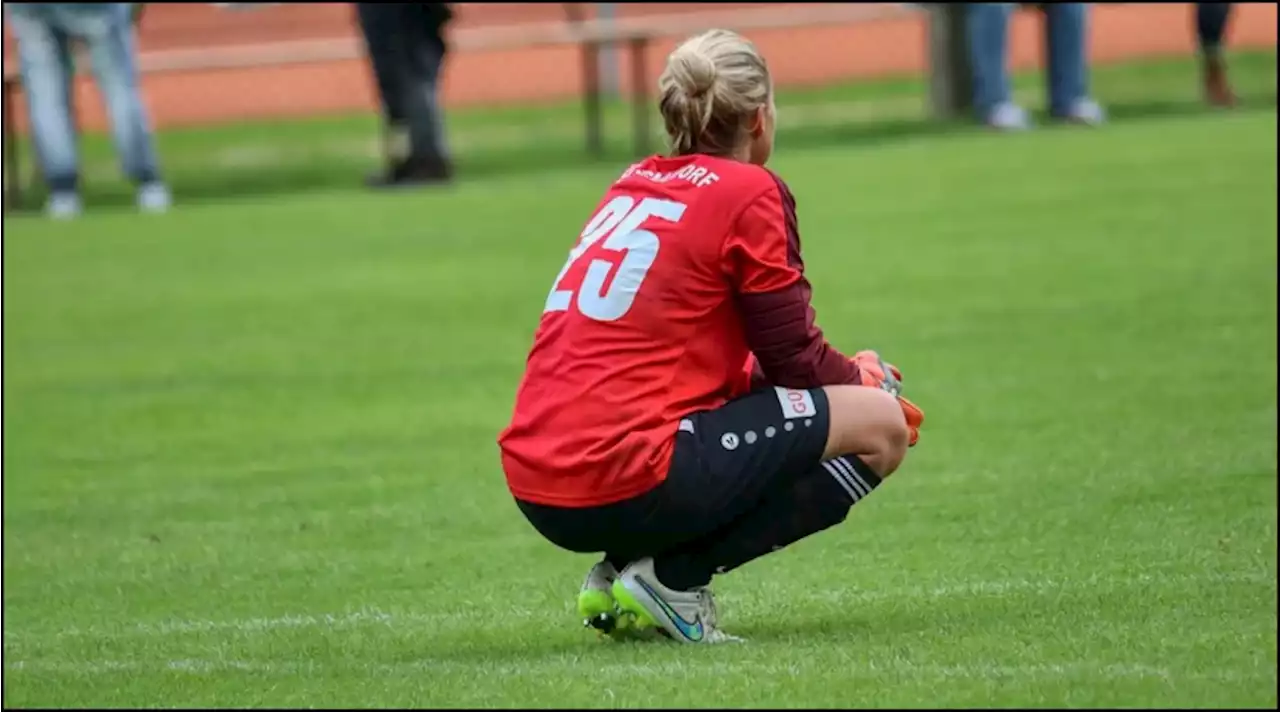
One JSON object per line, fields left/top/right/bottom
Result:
{"left": 581, "top": 40, "right": 604, "bottom": 157}
{"left": 629, "top": 37, "right": 650, "bottom": 157}
{"left": 927, "top": 4, "right": 974, "bottom": 120}
{"left": 2, "top": 80, "right": 23, "bottom": 211}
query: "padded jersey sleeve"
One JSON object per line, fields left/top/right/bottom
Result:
{"left": 722, "top": 174, "right": 862, "bottom": 389}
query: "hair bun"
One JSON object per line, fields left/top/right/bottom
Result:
{"left": 672, "top": 46, "right": 718, "bottom": 98}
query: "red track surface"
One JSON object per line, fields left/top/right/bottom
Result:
{"left": 1, "top": 2, "right": 1276, "bottom": 131}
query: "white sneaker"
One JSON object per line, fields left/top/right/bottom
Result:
{"left": 612, "top": 558, "right": 742, "bottom": 644}
{"left": 1062, "top": 98, "right": 1106, "bottom": 126}
{"left": 136, "top": 182, "right": 172, "bottom": 214}
{"left": 986, "top": 102, "right": 1031, "bottom": 131}
{"left": 45, "top": 192, "right": 82, "bottom": 220}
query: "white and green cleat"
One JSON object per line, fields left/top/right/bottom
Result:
{"left": 577, "top": 561, "right": 648, "bottom": 641}
{"left": 611, "top": 558, "right": 743, "bottom": 644}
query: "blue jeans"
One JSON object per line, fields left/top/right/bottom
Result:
{"left": 966, "top": 3, "right": 1091, "bottom": 118}
{"left": 5, "top": 3, "right": 161, "bottom": 193}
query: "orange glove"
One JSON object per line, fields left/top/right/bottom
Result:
{"left": 852, "top": 350, "right": 903, "bottom": 397}
{"left": 898, "top": 395, "right": 924, "bottom": 447}
{"left": 852, "top": 350, "right": 924, "bottom": 447}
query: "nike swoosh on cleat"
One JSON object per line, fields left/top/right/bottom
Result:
{"left": 633, "top": 575, "right": 704, "bottom": 642}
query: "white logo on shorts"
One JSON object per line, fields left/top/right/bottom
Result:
{"left": 774, "top": 387, "right": 817, "bottom": 420}
{"left": 720, "top": 433, "right": 740, "bottom": 450}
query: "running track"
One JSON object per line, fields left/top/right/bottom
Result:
{"left": 2, "top": 2, "right": 1276, "bottom": 131}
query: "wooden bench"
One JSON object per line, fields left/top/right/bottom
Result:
{"left": 2, "top": 3, "right": 927, "bottom": 208}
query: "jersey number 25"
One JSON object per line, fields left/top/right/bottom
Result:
{"left": 544, "top": 195, "right": 687, "bottom": 322}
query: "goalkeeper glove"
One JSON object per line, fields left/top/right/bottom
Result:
{"left": 852, "top": 350, "right": 923, "bottom": 447}
{"left": 852, "top": 350, "right": 903, "bottom": 397}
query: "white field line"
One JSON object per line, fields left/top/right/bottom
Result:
{"left": 2, "top": 657, "right": 1265, "bottom": 684}
{"left": 3, "top": 569, "right": 1272, "bottom": 643}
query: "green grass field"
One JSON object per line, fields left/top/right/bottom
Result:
{"left": 5, "top": 51, "right": 1277, "bottom": 210}
{"left": 3, "top": 61, "right": 1278, "bottom": 707}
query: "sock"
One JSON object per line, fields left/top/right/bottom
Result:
{"left": 604, "top": 554, "right": 629, "bottom": 573}
{"left": 653, "top": 455, "right": 883, "bottom": 591}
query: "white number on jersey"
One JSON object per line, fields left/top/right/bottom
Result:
{"left": 544, "top": 196, "right": 688, "bottom": 322}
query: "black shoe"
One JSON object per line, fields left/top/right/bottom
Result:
{"left": 366, "top": 157, "right": 453, "bottom": 189}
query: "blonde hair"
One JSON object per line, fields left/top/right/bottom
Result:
{"left": 657, "top": 29, "right": 772, "bottom": 157}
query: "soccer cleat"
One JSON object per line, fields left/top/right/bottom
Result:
{"left": 577, "top": 560, "right": 619, "bottom": 632}
{"left": 612, "top": 558, "right": 742, "bottom": 644}
{"left": 576, "top": 560, "right": 642, "bottom": 640}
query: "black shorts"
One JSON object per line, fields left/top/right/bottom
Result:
{"left": 517, "top": 386, "right": 841, "bottom": 564}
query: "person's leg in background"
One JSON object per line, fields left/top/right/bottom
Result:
{"left": 1043, "top": 2, "right": 1104, "bottom": 124}
{"left": 354, "top": 2, "right": 412, "bottom": 185}
{"left": 965, "top": 3, "right": 1029, "bottom": 130}
{"left": 1196, "top": 3, "right": 1236, "bottom": 107}
{"left": 65, "top": 3, "right": 170, "bottom": 212}
{"left": 397, "top": 2, "right": 452, "bottom": 182}
{"left": 6, "top": 3, "right": 83, "bottom": 218}
{"left": 356, "top": 2, "right": 451, "bottom": 187}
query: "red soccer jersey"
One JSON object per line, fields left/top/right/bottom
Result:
{"left": 499, "top": 154, "right": 859, "bottom": 508}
